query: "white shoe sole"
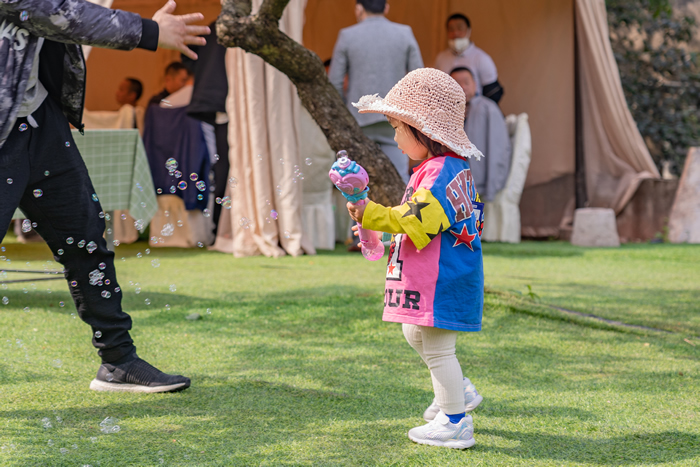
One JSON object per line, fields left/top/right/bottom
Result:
{"left": 89, "top": 379, "right": 189, "bottom": 393}
{"left": 408, "top": 433, "right": 476, "bottom": 449}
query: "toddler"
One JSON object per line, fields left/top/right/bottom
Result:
{"left": 348, "top": 68, "right": 485, "bottom": 449}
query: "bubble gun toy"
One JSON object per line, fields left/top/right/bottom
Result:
{"left": 329, "top": 150, "right": 385, "bottom": 261}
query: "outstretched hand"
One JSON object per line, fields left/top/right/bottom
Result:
{"left": 153, "top": 0, "right": 210, "bottom": 60}
{"left": 347, "top": 202, "right": 366, "bottom": 223}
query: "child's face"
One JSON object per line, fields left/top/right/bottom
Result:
{"left": 388, "top": 118, "right": 429, "bottom": 161}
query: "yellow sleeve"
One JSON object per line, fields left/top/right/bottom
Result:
{"left": 362, "top": 188, "right": 451, "bottom": 250}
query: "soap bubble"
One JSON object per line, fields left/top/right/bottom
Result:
{"left": 144, "top": 298, "right": 151, "bottom": 305}
{"left": 6, "top": 178, "right": 12, "bottom": 184}
{"left": 221, "top": 196, "right": 232, "bottom": 209}
{"left": 66, "top": 237, "right": 74, "bottom": 244}
{"left": 239, "top": 217, "right": 250, "bottom": 229}
{"left": 52, "top": 359, "right": 62, "bottom": 368}
{"left": 169, "top": 186, "right": 176, "bottom": 194}
{"left": 169, "top": 284, "right": 177, "bottom": 292}
{"left": 19, "top": 10, "right": 28, "bottom": 21}
{"left": 101, "top": 291, "right": 111, "bottom": 299}
{"left": 78, "top": 240, "right": 86, "bottom": 248}
{"left": 157, "top": 188, "right": 163, "bottom": 194}
{"left": 59, "top": 301, "right": 64, "bottom": 307}
{"left": 177, "top": 181, "right": 187, "bottom": 190}
{"left": 284, "top": 230, "right": 291, "bottom": 239}
{"left": 33, "top": 189, "right": 43, "bottom": 198}
{"left": 196, "top": 180, "right": 206, "bottom": 191}
{"left": 305, "top": 158, "right": 313, "bottom": 166}
{"left": 42, "top": 418, "right": 52, "bottom": 429}
{"left": 2, "top": 297, "right": 8, "bottom": 305}
{"left": 94, "top": 331, "right": 102, "bottom": 338}
{"left": 197, "top": 194, "right": 203, "bottom": 200}
{"left": 86, "top": 241, "right": 97, "bottom": 253}
{"left": 89, "top": 270, "right": 104, "bottom": 286}
{"left": 71, "top": 281, "right": 77, "bottom": 287}
{"left": 19, "top": 123, "right": 28, "bottom": 132}
{"left": 151, "top": 259, "right": 160, "bottom": 268}
{"left": 114, "top": 287, "right": 121, "bottom": 293}
{"left": 276, "top": 185, "right": 282, "bottom": 195}
{"left": 57, "top": 249, "right": 64, "bottom": 255}
{"left": 98, "top": 262, "right": 106, "bottom": 270}
{"left": 228, "top": 177, "right": 238, "bottom": 188}
{"left": 21, "top": 219, "right": 31, "bottom": 233}
{"left": 92, "top": 193, "right": 99, "bottom": 202}
{"left": 190, "top": 173, "right": 198, "bottom": 181}
{"left": 174, "top": 170, "right": 182, "bottom": 179}
{"left": 270, "top": 210, "right": 278, "bottom": 220}
{"left": 165, "top": 158, "right": 178, "bottom": 172}
{"left": 161, "top": 223, "right": 174, "bottom": 237}
{"left": 99, "top": 417, "right": 120, "bottom": 434}
{"left": 44, "top": 170, "right": 50, "bottom": 176}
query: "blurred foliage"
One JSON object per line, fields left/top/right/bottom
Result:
{"left": 607, "top": 0, "right": 700, "bottom": 174}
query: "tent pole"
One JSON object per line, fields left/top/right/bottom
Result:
{"left": 574, "top": 0, "right": 587, "bottom": 209}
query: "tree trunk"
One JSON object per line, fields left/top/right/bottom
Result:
{"left": 216, "top": 0, "right": 404, "bottom": 207}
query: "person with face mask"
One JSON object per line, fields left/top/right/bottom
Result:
{"left": 434, "top": 14, "right": 504, "bottom": 104}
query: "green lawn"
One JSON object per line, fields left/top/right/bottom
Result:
{"left": 0, "top": 236, "right": 698, "bottom": 466}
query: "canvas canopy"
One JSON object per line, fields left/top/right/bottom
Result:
{"left": 85, "top": 0, "right": 658, "bottom": 249}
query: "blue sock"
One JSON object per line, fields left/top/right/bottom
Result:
{"left": 446, "top": 412, "right": 465, "bottom": 424}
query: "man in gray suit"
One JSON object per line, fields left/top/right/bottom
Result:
{"left": 329, "top": 0, "right": 423, "bottom": 184}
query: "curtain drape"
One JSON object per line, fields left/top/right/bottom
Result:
{"left": 212, "top": 0, "right": 314, "bottom": 257}
{"left": 575, "top": 0, "right": 659, "bottom": 214}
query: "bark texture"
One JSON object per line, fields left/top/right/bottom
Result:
{"left": 217, "top": 0, "right": 404, "bottom": 206}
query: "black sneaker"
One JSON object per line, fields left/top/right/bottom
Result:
{"left": 89, "top": 356, "right": 191, "bottom": 393}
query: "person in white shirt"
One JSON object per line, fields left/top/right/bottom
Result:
{"left": 434, "top": 14, "right": 504, "bottom": 104}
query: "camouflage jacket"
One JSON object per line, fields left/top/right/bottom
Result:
{"left": 0, "top": 0, "right": 158, "bottom": 150}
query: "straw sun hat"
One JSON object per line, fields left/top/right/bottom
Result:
{"left": 353, "top": 68, "right": 483, "bottom": 160}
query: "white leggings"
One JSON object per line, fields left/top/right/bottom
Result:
{"left": 402, "top": 324, "right": 465, "bottom": 415}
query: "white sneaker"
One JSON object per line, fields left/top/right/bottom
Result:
{"left": 423, "top": 377, "right": 483, "bottom": 422}
{"left": 408, "top": 411, "right": 475, "bottom": 449}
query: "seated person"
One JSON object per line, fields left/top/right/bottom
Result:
{"left": 435, "top": 14, "right": 504, "bottom": 103}
{"left": 83, "top": 77, "right": 145, "bottom": 132}
{"left": 148, "top": 61, "right": 190, "bottom": 107}
{"left": 451, "top": 67, "right": 511, "bottom": 202}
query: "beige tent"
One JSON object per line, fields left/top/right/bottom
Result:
{"left": 86, "top": 0, "right": 659, "bottom": 249}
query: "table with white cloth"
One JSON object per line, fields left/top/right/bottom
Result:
{"left": 13, "top": 129, "right": 157, "bottom": 248}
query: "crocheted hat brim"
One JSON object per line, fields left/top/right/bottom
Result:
{"left": 353, "top": 94, "right": 483, "bottom": 160}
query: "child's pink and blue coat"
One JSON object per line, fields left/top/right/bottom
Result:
{"left": 363, "top": 153, "right": 484, "bottom": 332}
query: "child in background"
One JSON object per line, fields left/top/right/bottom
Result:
{"left": 347, "top": 68, "right": 484, "bottom": 449}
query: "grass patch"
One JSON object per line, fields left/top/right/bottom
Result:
{"left": 0, "top": 236, "right": 698, "bottom": 466}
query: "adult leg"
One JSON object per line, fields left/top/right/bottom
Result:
{"left": 0, "top": 122, "right": 32, "bottom": 244}
{"left": 11, "top": 98, "right": 189, "bottom": 392}
{"left": 17, "top": 99, "right": 134, "bottom": 363}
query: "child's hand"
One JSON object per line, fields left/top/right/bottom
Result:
{"left": 351, "top": 224, "right": 359, "bottom": 237}
{"left": 347, "top": 201, "right": 366, "bottom": 223}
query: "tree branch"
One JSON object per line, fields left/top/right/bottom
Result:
{"left": 217, "top": 0, "right": 404, "bottom": 207}
{"left": 258, "top": 0, "right": 290, "bottom": 23}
